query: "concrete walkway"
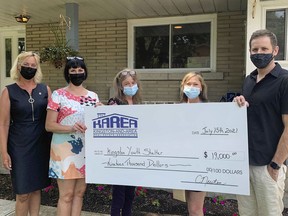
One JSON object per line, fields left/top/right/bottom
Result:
{"left": 0, "top": 199, "right": 109, "bottom": 216}
{"left": 0, "top": 199, "right": 182, "bottom": 216}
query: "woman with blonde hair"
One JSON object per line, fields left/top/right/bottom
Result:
{"left": 0, "top": 51, "right": 51, "bottom": 216}
{"left": 180, "top": 72, "right": 208, "bottom": 103}
{"left": 180, "top": 71, "right": 208, "bottom": 216}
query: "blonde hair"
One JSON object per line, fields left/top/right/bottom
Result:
{"left": 10, "top": 51, "right": 43, "bottom": 83}
{"left": 112, "top": 68, "right": 142, "bottom": 104}
{"left": 180, "top": 72, "right": 208, "bottom": 103}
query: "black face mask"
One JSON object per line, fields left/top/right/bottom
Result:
{"left": 69, "top": 73, "right": 85, "bottom": 86}
{"left": 20, "top": 66, "right": 37, "bottom": 80}
{"left": 250, "top": 53, "right": 274, "bottom": 69}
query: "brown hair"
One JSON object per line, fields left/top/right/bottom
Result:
{"left": 249, "top": 29, "right": 278, "bottom": 49}
{"left": 112, "top": 68, "right": 142, "bottom": 104}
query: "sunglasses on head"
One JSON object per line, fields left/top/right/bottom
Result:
{"left": 66, "top": 56, "right": 84, "bottom": 61}
{"left": 20, "top": 51, "right": 40, "bottom": 57}
{"left": 119, "top": 70, "right": 136, "bottom": 77}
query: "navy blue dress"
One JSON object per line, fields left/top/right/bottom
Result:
{"left": 7, "top": 83, "right": 51, "bottom": 194}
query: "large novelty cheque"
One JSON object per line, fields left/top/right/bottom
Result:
{"left": 85, "top": 103, "right": 249, "bottom": 195}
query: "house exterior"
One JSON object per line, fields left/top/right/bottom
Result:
{"left": 0, "top": 0, "right": 285, "bottom": 103}
{"left": 0, "top": 0, "right": 249, "bottom": 103}
{"left": 24, "top": 12, "right": 245, "bottom": 103}
{"left": 0, "top": 0, "right": 288, "bottom": 204}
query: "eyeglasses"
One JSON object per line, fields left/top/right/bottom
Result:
{"left": 66, "top": 56, "right": 84, "bottom": 61}
{"left": 119, "top": 70, "right": 136, "bottom": 77}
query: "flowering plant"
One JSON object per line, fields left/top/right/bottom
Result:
{"left": 212, "top": 195, "right": 226, "bottom": 205}
{"left": 42, "top": 185, "right": 55, "bottom": 193}
{"left": 135, "top": 186, "right": 147, "bottom": 197}
{"left": 211, "top": 195, "right": 239, "bottom": 215}
{"left": 96, "top": 184, "right": 106, "bottom": 191}
{"left": 40, "top": 24, "right": 78, "bottom": 69}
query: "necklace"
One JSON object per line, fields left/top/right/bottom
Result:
{"left": 28, "top": 94, "right": 35, "bottom": 122}
{"left": 28, "top": 94, "right": 35, "bottom": 104}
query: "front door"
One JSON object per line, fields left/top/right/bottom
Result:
{"left": 0, "top": 26, "right": 25, "bottom": 90}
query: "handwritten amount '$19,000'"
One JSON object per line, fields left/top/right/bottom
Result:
{"left": 204, "top": 151, "right": 244, "bottom": 161}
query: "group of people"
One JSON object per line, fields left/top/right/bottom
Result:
{"left": 0, "top": 28, "right": 287, "bottom": 216}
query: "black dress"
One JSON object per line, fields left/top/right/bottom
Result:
{"left": 7, "top": 83, "right": 51, "bottom": 194}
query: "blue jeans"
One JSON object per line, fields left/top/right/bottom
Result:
{"left": 110, "top": 185, "right": 135, "bottom": 216}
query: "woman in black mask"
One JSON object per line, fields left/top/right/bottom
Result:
{"left": 0, "top": 51, "right": 52, "bottom": 215}
{"left": 45, "top": 57, "right": 101, "bottom": 215}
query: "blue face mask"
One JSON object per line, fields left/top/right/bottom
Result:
{"left": 123, "top": 84, "right": 138, "bottom": 96}
{"left": 183, "top": 86, "right": 201, "bottom": 99}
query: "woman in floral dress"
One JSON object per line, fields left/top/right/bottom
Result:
{"left": 45, "top": 57, "right": 101, "bottom": 216}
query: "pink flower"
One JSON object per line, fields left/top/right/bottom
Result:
{"left": 43, "top": 185, "right": 54, "bottom": 193}
{"left": 135, "top": 187, "right": 147, "bottom": 197}
{"left": 96, "top": 185, "right": 105, "bottom": 191}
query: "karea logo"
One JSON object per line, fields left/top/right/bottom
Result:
{"left": 92, "top": 113, "right": 138, "bottom": 138}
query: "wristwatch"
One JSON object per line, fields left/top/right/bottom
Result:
{"left": 270, "top": 161, "right": 281, "bottom": 170}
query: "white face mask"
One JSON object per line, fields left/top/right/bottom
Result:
{"left": 183, "top": 86, "right": 201, "bottom": 99}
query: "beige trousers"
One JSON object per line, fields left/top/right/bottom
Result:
{"left": 236, "top": 165, "right": 286, "bottom": 216}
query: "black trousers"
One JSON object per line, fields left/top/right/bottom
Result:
{"left": 110, "top": 185, "right": 136, "bottom": 216}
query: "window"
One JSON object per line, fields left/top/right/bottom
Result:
{"left": 266, "top": 9, "right": 287, "bottom": 60}
{"left": 5, "top": 38, "right": 12, "bottom": 77}
{"left": 4, "top": 37, "right": 25, "bottom": 78}
{"left": 135, "top": 25, "right": 169, "bottom": 69}
{"left": 18, "top": 37, "right": 25, "bottom": 54}
{"left": 128, "top": 14, "right": 217, "bottom": 72}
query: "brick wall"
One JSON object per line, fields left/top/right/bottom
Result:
{"left": 26, "top": 11, "right": 246, "bottom": 103}
{"left": 213, "top": 11, "right": 246, "bottom": 102}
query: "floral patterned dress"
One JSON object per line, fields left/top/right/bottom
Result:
{"left": 47, "top": 88, "right": 99, "bottom": 179}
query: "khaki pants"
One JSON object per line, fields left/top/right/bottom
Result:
{"left": 237, "top": 165, "right": 286, "bottom": 216}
